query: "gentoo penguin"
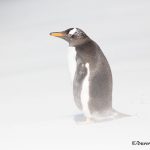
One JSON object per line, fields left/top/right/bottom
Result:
{"left": 50, "top": 28, "right": 119, "bottom": 121}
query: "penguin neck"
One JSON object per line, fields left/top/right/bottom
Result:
{"left": 69, "top": 37, "right": 91, "bottom": 47}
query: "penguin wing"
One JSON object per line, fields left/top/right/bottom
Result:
{"left": 73, "top": 61, "right": 87, "bottom": 110}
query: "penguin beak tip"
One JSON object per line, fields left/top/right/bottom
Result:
{"left": 49, "top": 32, "right": 53, "bottom": 36}
{"left": 49, "top": 32, "right": 65, "bottom": 37}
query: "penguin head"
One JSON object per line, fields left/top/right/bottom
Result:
{"left": 50, "top": 28, "right": 90, "bottom": 47}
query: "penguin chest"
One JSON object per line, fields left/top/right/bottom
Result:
{"left": 68, "top": 47, "right": 76, "bottom": 81}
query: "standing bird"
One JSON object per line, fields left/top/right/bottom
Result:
{"left": 50, "top": 28, "right": 119, "bottom": 122}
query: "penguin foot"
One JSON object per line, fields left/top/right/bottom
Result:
{"left": 85, "top": 117, "right": 93, "bottom": 124}
{"left": 76, "top": 117, "right": 94, "bottom": 125}
{"left": 74, "top": 113, "right": 95, "bottom": 124}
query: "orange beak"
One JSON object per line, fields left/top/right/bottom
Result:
{"left": 49, "top": 32, "right": 66, "bottom": 37}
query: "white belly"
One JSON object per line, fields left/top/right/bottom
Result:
{"left": 81, "top": 63, "right": 91, "bottom": 118}
{"left": 67, "top": 47, "right": 76, "bottom": 81}
{"left": 68, "top": 48, "right": 91, "bottom": 118}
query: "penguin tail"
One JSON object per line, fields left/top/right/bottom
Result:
{"left": 91, "top": 108, "right": 130, "bottom": 122}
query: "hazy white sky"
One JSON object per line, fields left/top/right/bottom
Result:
{"left": 0, "top": 0, "right": 150, "bottom": 73}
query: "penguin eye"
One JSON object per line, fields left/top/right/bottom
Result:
{"left": 68, "top": 34, "right": 75, "bottom": 38}
{"left": 71, "top": 35, "right": 75, "bottom": 38}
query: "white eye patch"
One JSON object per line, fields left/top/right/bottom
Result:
{"left": 69, "top": 28, "right": 77, "bottom": 35}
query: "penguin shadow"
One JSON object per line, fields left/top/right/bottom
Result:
{"left": 73, "top": 112, "right": 130, "bottom": 124}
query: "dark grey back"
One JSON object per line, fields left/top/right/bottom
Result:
{"left": 73, "top": 40, "right": 112, "bottom": 113}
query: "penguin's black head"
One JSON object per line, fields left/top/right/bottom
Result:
{"left": 50, "top": 28, "right": 90, "bottom": 47}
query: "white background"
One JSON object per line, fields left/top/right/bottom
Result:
{"left": 0, "top": 0, "right": 150, "bottom": 150}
